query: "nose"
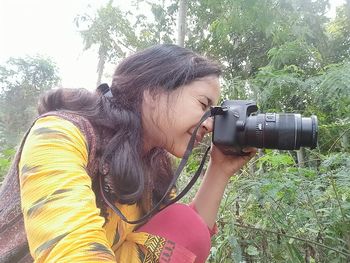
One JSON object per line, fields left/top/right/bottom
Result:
{"left": 201, "top": 117, "right": 214, "bottom": 133}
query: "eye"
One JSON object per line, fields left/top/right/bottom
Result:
{"left": 200, "top": 101, "right": 208, "bottom": 110}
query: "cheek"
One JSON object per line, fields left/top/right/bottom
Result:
{"left": 153, "top": 110, "right": 180, "bottom": 146}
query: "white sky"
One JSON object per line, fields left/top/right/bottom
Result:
{"left": 0, "top": 0, "right": 346, "bottom": 90}
{"left": 0, "top": 0, "right": 112, "bottom": 90}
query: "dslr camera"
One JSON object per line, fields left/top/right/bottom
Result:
{"left": 212, "top": 100, "right": 318, "bottom": 155}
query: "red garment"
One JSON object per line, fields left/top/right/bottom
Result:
{"left": 137, "top": 203, "right": 217, "bottom": 263}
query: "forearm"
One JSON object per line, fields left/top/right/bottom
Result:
{"left": 191, "top": 160, "right": 232, "bottom": 229}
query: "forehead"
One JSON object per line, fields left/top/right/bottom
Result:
{"left": 181, "top": 76, "right": 221, "bottom": 104}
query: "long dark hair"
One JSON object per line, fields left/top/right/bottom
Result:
{"left": 38, "top": 44, "right": 221, "bottom": 209}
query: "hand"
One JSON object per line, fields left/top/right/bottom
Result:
{"left": 208, "top": 144, "right": 257, "bottom": 179}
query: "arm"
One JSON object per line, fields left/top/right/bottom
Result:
{"left": 192, "top": 145, "right": 256, "bottom": 229}
{"left": 19, "top": 116, "right": 116, "bottom": 262}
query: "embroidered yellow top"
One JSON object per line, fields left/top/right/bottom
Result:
{"left": 18, "top": 116, "right": 180, "bottom": 263}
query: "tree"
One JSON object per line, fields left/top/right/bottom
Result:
{"left": 75, "top": 0, "right": 138, "bottom": 86}
{"left": 137, "top": 0, "right": 177, "bottom": 47}
{"left": 326, "top": 3, "right": 350, "bottom": 63}
{"left": 75, "top": 0, "right": 178, "bottom": 86}
{"left": 0, "top": 56, "right": 60, "bottom": 149}
{"left": 177, "top": 0, "right": 188, "bottom": 47}
{"left": 186, "top": 0, "right": 330, "bottom": 78}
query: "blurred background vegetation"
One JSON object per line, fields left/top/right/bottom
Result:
{"left": 0, "top": 0, "right": 349, "bottom": 262}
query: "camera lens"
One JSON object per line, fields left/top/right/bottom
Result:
{"left": 244, "top": 113, "right": 318, "bottom": 150}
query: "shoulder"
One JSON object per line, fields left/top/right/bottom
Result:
{"left": 36, "top": 111, "right": 97, "bottom": 151}
{"left": 32, "top": 114, "right": 88, "bottom": 146}
{"left": 22, "top": 115, "right": 89, "bottom": 162}
{"left": 36, "top": 111, "right": 99, "bottom": 175}
{"left": 38, "top": 111, "right": 94, "bottom": 135}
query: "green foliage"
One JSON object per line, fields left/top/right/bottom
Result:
{"left": 75, "top": 0, "right": 177, "bottom": 57}
{"left": 0, "top": 148, "right": 15, "bottom": 183}
{"left": 135, "top": 1, "right": 177, "bottom": 47}
{"left": 178, "top": 146, "right": 349, "bottom": 262}
{"left": 314, "top": 62, "right": 350, "bottom": 121}
{"left": 75, "top": 0, "right": 139, "bottom": 62}
{"left": 253, "top": 65, "right": 311, "bottom": 112}
{"left": 257, "top": 150, "right": 295, "bottom": 170}
{"left": 75, "top": 0, "right": 177, "bottom": 84}
{"left": 204, "top": 152, "right": 350, "bottom": 262}
{"left": 187, "top": 0, "right": 274, "bottom": 78}
{"left": 0, "top": 56, "right": 60, "bottom": 149}
{"left": 186, "top": 0, "right": 330, "bottom": 79}
{"left": 326, "top": 4, "right": 350, "bottom": 63}
{"left": 268, "top": 40, "right": 322, "bottom": 71}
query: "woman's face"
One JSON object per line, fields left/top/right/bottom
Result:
{"left": 142, "top": 75, "right": 221, "bottom": 157}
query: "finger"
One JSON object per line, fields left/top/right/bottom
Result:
{"left": 242, "top": 147, "right": 258, "bottom": 153}
{"left": 243, "top": 148, "right": 258, "bottom": 160}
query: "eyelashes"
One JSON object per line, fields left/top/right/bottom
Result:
{"left": 200, "top": 101, "right": 208, "bottom": 110}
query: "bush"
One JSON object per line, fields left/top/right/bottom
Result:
{"left": 0, "top": 148, "right": 15, "bottom": 184}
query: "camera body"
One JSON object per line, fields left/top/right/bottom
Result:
{"left": 212, "top": 100, "right": 318, "bottom": 155}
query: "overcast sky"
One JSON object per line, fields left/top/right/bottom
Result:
{"left": 0, "top": 0, "right": 346, "bottom": 90}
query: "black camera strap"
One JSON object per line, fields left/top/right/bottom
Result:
{"left": 99, "top": 106, "right": 227, "bottom": 225}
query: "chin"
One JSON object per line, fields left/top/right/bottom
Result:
{"left": 170, "top": 151, "right": 184, "bottom": 158}
{"left": 169, "top": 146, "right": 186, "bottom": 158}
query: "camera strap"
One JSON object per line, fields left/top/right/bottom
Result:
{"left": 99, "top": 106, "right": 227, "bottom": 225}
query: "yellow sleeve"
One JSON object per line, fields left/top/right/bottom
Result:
{"left": 19, "top": 116, "right": 116, "bottom": 263}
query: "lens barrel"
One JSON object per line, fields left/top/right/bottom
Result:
{"left": 244, "top": 113, "right": 318, "bottom": 150}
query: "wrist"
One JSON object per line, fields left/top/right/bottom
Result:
{"left": 207, "top": 159, "right": 238, "bottom": 179}
{"left": 205, "top": 161, "right": 233, "bottom": 183}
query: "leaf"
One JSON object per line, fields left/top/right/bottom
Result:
{"left": 246, "top": 245, "right": 259, "bottom": 256}
{"left": 286, "top": 243, "right": 304, "bottom": 263}
{"left": 229, "top": 236, "right": 243, "bottom": 263}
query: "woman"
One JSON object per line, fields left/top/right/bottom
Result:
{"left": 9, "top": 44, "right": 256, "bottom": 262}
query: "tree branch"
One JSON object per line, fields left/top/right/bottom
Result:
{"left": 233, "top": 223, "right": 350, "bottom": 257}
